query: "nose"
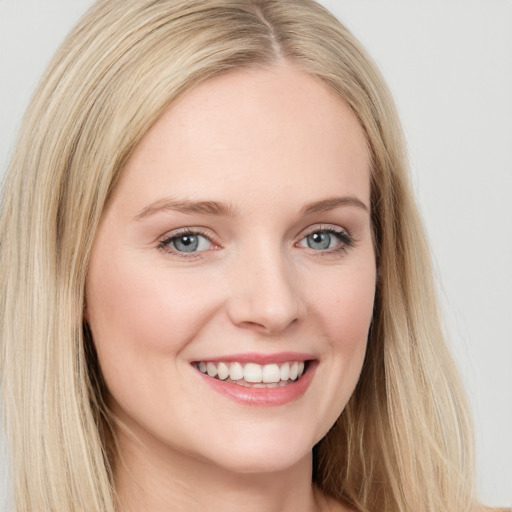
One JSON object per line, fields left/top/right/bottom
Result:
{"left": 226, "top": 246, "right": 304, "bottom": 335}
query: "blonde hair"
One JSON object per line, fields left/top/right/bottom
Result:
{"left": 0, "top": 1, "right": 484, "bottom": 510}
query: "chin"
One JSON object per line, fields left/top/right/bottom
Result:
{"left": 194, "top": 425, "right": 319, "bottom": 476}
{"left": 210, "top": 447, "right": 311, "bottom": 476}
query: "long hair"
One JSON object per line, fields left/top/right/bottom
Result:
{"left": 0, "top": 1, "right": 481, "bottom": 510}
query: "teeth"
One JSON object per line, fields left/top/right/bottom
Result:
{"left": 229, "top": 362, "right": 244, "bottom": 381}
{"left": 195, "top": 360, "right": 309, "bottom": 386}
{"left": 244, "top": 363, "right": 263, "bottom": 383}
{"left": 262, "top": 363, "right": 280, "bottom": 383}
{"left": 206, "top": 362, "right": 217, "bottom": 378}
{"left": 217, "top": 362, "right": 229, "bottom": 380}
{"left": 289, "top": 362, "right": 299, "bottom": 380}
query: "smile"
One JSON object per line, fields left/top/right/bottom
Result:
{"left": 191, "top": 354, "right": 318, "bottom": 406}
{"left": 194, "top": 360, "right": 307, "bottom": 388}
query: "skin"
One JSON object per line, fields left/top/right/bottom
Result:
{"left": 86, "top": 63, "right": 376, "bottom": 512}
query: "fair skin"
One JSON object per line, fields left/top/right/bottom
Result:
{"left": 86, "top": 63, "right": 375, "bottom": 512}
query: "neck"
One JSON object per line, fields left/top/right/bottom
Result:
{"left": 113, "top": 428, "right": 328, "bottom": 512}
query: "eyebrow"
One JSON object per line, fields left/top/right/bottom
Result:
{"left": 134, "top": 198, "right": 239, "bottom": 221}
{"left": 134, "top": 195, "right": 368, "bottom": 221}
{"left": 299, "top": 196, "right": 369, "bottom": 215}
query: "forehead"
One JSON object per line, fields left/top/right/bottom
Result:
{"left": 112, "top": 63, "right": 370, "bottom": 212}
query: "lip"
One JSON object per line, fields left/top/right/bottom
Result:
{"left": 191, "top": 354, "right": 318, "bottom": 407}
{"left": 191, "top": 351, "right": 315, "bottom": 365}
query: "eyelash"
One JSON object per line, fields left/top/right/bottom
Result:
{"left": 297, "top": 225, "right": 355, "bottom": 256}
{"left": 157, "top": 225, "right": 355, "bottom": 258}
{"left": 158, "top": 228, "right": 217, "bottom": 259}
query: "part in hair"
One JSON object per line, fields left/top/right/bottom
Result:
{"left": 0, "top": 1, "right": 482, "bottom": 511}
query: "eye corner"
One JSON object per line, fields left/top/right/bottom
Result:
{"left": 295, "top": 225, "right": 356, "bottom": 255}
{"left": 157, "top": 228, "right": 220, "bottom": 258}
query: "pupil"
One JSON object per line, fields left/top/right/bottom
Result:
{"left": 308, "top": 231, "right": 330, "bottom": 250}
{"left": 174, "top": 235, "right": 198, "bottom": 252}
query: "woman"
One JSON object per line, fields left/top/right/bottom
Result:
{"left": 0, "top": 1, "right": 499, "bottom": 511}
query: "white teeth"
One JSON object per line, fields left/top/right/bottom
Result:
{"left": 244, "top": 363, "right": 263, "bottom": 383}
{"left": 217, "top": 362, "right": 229, "bottom": 380}
{"left": 262, "top": 364, "right": 281, "bottom": 383}
{"left": 196, "top": 360, "right": 309, "bottom": 386}
{"left": 229, "top": 362, "right": 244, "bottom": 381}
{"left": 289, "top": 362, "right": 299, "bottom": 380}
{"left": 280, "top": 362, "right": 290, "bottom": 380}
{"left": 206, "top": 362, "right": 217, "bottom": 378}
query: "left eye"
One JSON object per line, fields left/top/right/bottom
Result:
{"left": 298, "top": 229, "right": 347, "bottom": 251}
{"left": 162, "top": 233, "right": 213, "bottom": 253}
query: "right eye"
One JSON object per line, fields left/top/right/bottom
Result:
{"left": 159, "top": 231, "right": 214, "bottom": 254}
{"left": 296, "top": 226, "right": 355, "bottom": 255}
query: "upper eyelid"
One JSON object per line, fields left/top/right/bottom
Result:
{"left": 157, "top": 228, "right": 219, "bottom": 255}
{"left": 158, "top": 224, "right": 352, "bottom": 241}
{"left": 159, "top": 227, "right": 216, "bottom": 242}
{"left": 296, "top": 225, "right": 356, "bottom": 249}
{"left": 157, "top": 224, "right": 354, "bottom": 252}
{"left": 298, "top": 223, "right": 352, "bottom": 238}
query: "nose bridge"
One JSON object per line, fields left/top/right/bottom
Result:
{"left": 227, "top": 237, "right": 303, "bottom": 334}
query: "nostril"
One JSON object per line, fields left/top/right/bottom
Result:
{"left": 225, "top": 266, "right": 304, "bottom": 334}
{"left": 229, "top": 307, "right": 301, "bottom": 335}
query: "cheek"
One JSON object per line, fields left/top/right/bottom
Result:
{"left": 85, "top": 251, "right": 221, "bottom": 375}
{"left": 315, "top": 260, "right": 376, "bottom": 349}
{"left": 306, "top": 257, "right": 375, "bottom": 421}
{"left": 85, "top": 252, "right": 226, "bottom": 430}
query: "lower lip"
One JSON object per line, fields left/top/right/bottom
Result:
{"left": 194, "top": 362, "right": 318, "bottom": 406}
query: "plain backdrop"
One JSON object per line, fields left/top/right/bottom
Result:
{"left": 0, "top": 0, "right": 511, "bottom": 508}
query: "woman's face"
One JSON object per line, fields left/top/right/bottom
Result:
{"left": 86, "top": 64, "right": 376, "bottom": 474}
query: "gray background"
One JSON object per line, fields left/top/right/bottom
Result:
{"left": 1, "top": 0, "right": 511, "bottom": 507}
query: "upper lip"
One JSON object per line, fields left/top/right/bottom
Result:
{"left": 190, "top": 351, "right": 317, "bottom": 365}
